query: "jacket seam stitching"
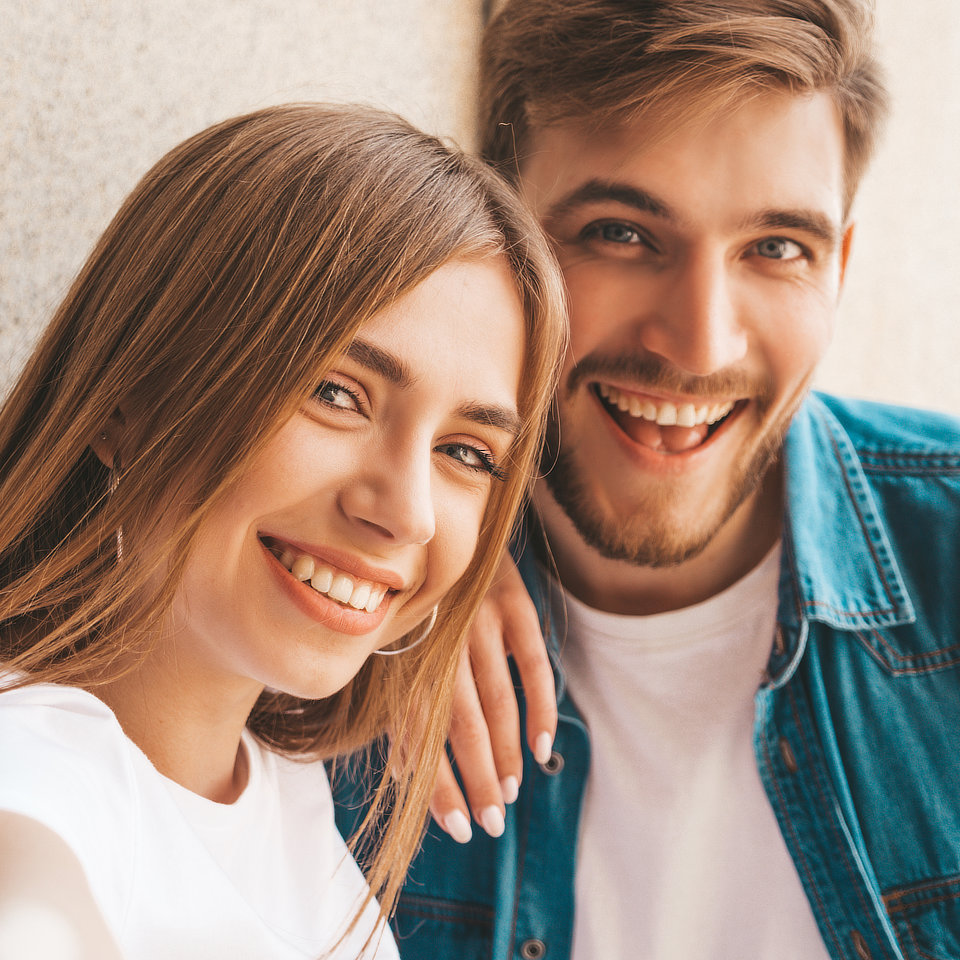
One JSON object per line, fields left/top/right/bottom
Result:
{"left": 787, "top": 683, "right": 888, "bottom": 949}
{"left": 884, "top": 874, "right": 960, "bottom": 909}
{"left": 857, "top": 628, "right": 960, "bottom": 671}
{"left": 761, "top": 702, "right": 844, "bottom": 958}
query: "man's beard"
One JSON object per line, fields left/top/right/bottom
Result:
{"left": 541, "top": 354, "right": 792, "bottom": 568}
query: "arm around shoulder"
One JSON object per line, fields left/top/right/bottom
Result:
{"left": 0, "top": 811, "right": 124, "bottom": 960}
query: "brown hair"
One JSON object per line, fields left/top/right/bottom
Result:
{"left": 480, "top": 0, "right": 889, "bottom": 213}
{"left": 0, "top": 103, "right": 566, "bottom": 937}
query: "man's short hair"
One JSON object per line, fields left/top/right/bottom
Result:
{"left": 480, "top": 0, "right": 889, "bottom": 213}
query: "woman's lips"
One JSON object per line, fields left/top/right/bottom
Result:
{"left": 259, "top": 539, "right": 394, "bottom": 635}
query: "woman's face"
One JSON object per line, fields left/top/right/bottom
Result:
{"left": 163, "top": 257, "right": 525, "bottom": 701}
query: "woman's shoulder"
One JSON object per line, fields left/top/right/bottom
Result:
{"left": 0, "top": 681, "right": 132, "bottom": 775}
{"left": 0, "top": 682, "right": 141, "bottom": 937}
{"left": 0, "top": 681, "right": 140, "bottom": 828}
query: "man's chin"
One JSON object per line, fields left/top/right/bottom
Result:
{"left": 541, "top": 435, "right": 782, "bottom": 570}
{"left": 543, "top": 471, "right": 726, "bottom": 568}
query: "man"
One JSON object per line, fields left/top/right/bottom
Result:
{"left": 335, "top": 2, "right": 960, "bottom": 957}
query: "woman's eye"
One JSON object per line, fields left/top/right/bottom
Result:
{"left": 753, "top": 237, "right": 805, "bottom": 261}
{"left": 313, "top": 380, "right": 360, "bottom": 411}
{"left": 436, "top": 442, "right": 506, "bottom": 481}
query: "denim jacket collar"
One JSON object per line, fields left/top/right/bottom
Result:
{"left": 780, "top": 393, "right": 916, "bottom": 631}
{"left": 768, "top": 393, "right": 917, "bottom": 687}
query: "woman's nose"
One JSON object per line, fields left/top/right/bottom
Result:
{"left": 339, "top": 442, "right": 436, "bottom": 546}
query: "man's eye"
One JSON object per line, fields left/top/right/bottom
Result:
{"left": 754, "top": 237, "right": 805, "bottom": 260}
{"left": 313, "top": 380, "right": 360, "bottom": 411}
{"left": 585, "top": 221, "right": 643, "bottom": 245}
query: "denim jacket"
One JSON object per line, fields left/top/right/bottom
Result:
{"left": 334, "top": 392, "right": 960, "bottom": 960}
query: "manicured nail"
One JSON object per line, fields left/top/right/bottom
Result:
{"left": 479, "top": 805, "right": 505, "bottom": 838}
{"left": 443, "top": 810, "right": 473, "bottom": 844}
{"left": 500, "top": 775, "right": 519, "bottom": 805}
{"left": 534, "top": 732, "right": 553, "bottom": 766}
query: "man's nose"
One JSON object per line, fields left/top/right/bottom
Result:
{"left": 637, "top": 250, "right": 748, "bottom": 377}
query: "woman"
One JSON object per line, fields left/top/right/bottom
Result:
{"left": 0, "top": 103, "right": 565, "bottom": 958}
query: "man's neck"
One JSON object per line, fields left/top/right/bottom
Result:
{"left": 533, "top": 466, "right": 785, "bottom": 616}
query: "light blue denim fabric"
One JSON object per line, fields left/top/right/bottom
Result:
{"left": 333, "top": 392, "right": 960, "bottom": 960}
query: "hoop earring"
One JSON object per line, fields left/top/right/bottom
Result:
{"left": 108, "top": 452, "right": 124, "bottom": 562}
{"left": 373, "top": 606, "right": 438, "bottom": 657}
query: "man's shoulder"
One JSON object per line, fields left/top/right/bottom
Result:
{"left": 811, "top": 391, "right": 960, "bottom": 460}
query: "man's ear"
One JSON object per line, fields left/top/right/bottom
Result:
{"left": 839, "top": 222, "right": 855, "bottom": 290}
{"left": 89, "top": 408, "right": 127, "bottom": 468}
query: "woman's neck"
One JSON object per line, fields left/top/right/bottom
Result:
{"left": 89, "top": 652, "right": 262, "bottom": 804}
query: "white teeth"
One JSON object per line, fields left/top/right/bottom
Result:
{"left": 349, "top": 582, "right": 371, "bottom": 610}
{"left": 277, "top": 548, "right": 389, "bottom": 613}
{"left": 365, "top": 587, "right": 385, "bottom": 613}
{"left": 291, "top": 555, "right": 315, "bottom": 582}
{"left": 599, "top": 385, "right": 737, "bottom": 429}
{"left": 655, "top": 402, "right": 678, "bottom": 426}
{"left": 310, "top": 566, "right": 333, "bottom": 593}
{"left": 706, "top": 401, "right": 735, "bottom": 424}
{"left": 328, "top": 574, "right": 354, "bottom": 604}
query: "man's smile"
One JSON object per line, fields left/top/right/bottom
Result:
{"left": 592, "top": 382, "right": 745, "bottom": 454}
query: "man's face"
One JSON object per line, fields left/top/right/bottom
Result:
{"left": 521, "top": 91, "right": 851, "bottom": 569}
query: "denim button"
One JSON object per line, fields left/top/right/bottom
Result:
{"left": 851, "top": 930, "right": 872, "bottom": 960}
{"left": 520, "top": 938, "right": 546, "bottom": 959}
{"left": 778, "top": 736, "right": 799, "bottom": 774}
{"left": 540, "top": 750, "right": 564, "bottom": 775}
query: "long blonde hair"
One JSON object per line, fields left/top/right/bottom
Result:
{"left": 0, "top": 103, "right": 566, "bottom": 927}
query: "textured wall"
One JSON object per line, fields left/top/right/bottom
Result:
{"left": 0, "top": 0, "right": 481, "bottom": 385}
{"left": 2, "top": 1, "right": 959, "bottom": 413}
{"left": 816, "top": 2, "right": 960, "bottom": 411}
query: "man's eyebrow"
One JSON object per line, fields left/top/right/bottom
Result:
{"left": 744, "top": 209, "right": 841, "bottom": 245}
{"left": 545, "top": 179, "right": 675, "bottom": 224}
{"left": 455, "top": 401, "right": 523, "bottom": 439}
{"left": 346, "top": 339, "right": 415, "bottom": 388}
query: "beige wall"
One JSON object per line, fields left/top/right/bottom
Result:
{"left": 2, "top": 1, "right": 959, "bottom": 413}
{"left": 0, "top": 0, "right": 481, "bottom": 384}
{"left": 817, "top": 1, "right": 960, "bottom": 411}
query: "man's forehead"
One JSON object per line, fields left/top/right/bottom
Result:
{"left": 519, "top": 90, "right": 847, "bottom": 230}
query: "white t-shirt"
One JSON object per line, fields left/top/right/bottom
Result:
{"left": 554, "top": 546, "right": 830, "bottom": 960}
{"left": 0, "top": 683, "right": 399, "bottom": 960}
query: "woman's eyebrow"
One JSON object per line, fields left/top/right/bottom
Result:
{"left": 346, "top": 339, "right": 415, "bottom": 387}
{"left": 347, "top": 338, "right": 522, "bottom": 438}
{"left": 456, "top": 402, "right": 522, "bottom": 439}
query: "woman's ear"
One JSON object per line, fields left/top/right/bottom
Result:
{"left": 89, "top": 408, "right": 127, "bottom": 468}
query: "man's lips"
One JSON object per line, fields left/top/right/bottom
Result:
{"left": 593, "top": 383, "right": 744, "bottom": 453}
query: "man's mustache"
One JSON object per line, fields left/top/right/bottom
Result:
{"left": 564, "top": 352, "right": 773, "bottom": 411}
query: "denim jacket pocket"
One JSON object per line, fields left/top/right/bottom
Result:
{"left": 392, "top": 894, "right": 494, "bottom": 960}
{"left": 885, "top": 875, "right": 960, "bottom": 960}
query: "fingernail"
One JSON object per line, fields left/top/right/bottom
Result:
{"left": 500, "top": 775, "right": 519, "bottom": 805}
{"left": 479, "top": 805, "right": 505, "bottom": 838}
{"left": 534, "top": 732, "right": 553, "bottom": 766}
{"left": 443, "top": 810, "right": 473, "bottom": 844}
